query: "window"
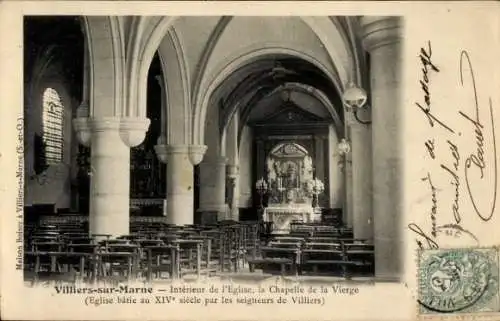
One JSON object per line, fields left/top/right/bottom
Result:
{"left": 42, "top": 88, "right": 64, "bottom": 165}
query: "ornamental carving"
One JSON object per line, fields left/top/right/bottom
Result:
{"left": 264, "top": 142, "right": 313, "bottom": 205}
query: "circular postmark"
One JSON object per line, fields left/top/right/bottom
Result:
{"left": 418, "top": 248, "right": 499, "bottom": 313}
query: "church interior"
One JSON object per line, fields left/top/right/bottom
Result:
{"left": 22, "top": 15, "right": 403, "bottom": 284}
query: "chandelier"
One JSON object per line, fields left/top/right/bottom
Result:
{"left": 342, "top": 82, "right": 371, "bottom": 125}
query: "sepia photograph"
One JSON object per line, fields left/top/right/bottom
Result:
{"left": 22, "top": 15, "right": 403, "bottom": 287}
{"left": 2, "top": 2, "right": 499, "bottom": 320}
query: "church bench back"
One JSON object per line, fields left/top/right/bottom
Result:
{"left": 272, "top": 236, "right": 305, "bottom": 244}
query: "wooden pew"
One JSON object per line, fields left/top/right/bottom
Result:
{"left": 25, "top": 251, "right": 87, "bottom": 285}
{"left": 343, "top": 243, "right": 375, "bottom": 277}
{"left": 171, "top": 239, "right": 204, "bottom": 279}
{"left": 300, "top": 242, "right": 347, "bottom": 276}
{"left": 272, "top": 236, "right": 305, "bottom": 244}
{"left": 144, "top": 244, "right": 178, "bottom": 281}
{"left": 247, "top": 241, "right": 301, "bottom": 276}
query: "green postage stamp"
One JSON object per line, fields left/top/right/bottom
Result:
{"left": 418, "top": 248, "right": 500, "bottom": 315}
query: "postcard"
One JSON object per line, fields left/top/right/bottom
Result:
{"left": 0, "top": 1, "right": 499, "bottom": 320}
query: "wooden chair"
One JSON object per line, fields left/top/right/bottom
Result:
{"left": 186, "top": 236, "right": 218, "bottom": 276}
{"left": 301, "top": 242, "right": 346, "bottom": 276}
{"left": 222, "top": 225, "right": 242, "bottom": 272}
{"left": 66, "top": 243, "right": 100, "bottom": 283}
{"left": 24, "top": 251, "right": 80, "bottom": 286}
{"left": 67, "top": 237, "right": 95, "bottom": 245}
{"left": 307, "top": 237, "right": 340, "bottom": 244}
{"left": 344, "top": 243, "right": 375, "bottom": 277}
{"left": 272, "top": 236, "right": 305, "bottom": 244}
{"left": 171, "top": 239, "right": 204, "bottom": 279}
{"left": 239, "top": 221, "right": 260, "bottom": 265}
{"left": 144, "top": 244, "right": 178, "bottom": 280}
{"left": 248, "top": 241, "right": 301, "bottom": 276}
{"left": 96, "top": 243, "right": 140, "bottom": 284}
{"left": 200, "top": 229, "right": 224, "bottom": 272}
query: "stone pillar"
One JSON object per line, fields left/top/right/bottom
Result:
{"left": 327, "top": 125, "right": 341, "bottom": 209}
{"left": 226, "top": 110, "right": 240, "bottom": 221}
{"left": 343, "top": 127, "right": 354, "bottom": 227}
{"left": 227, "top": 164, "right": 240, "bottom": 220}
{"left": 350, "top": 122, "right": 373, "bottom": 240}
{"left": 361, "top": 16, "right": 403, "bottom": 281}
{"left": 73, "top": 116, "right": 150, "bottom": 237}
{"left": 198, "top": 156, "right": 228, "bottom": 222}
{"left": 155, "top": 144, "right": 206, "bottom": 225}
{"left": 314, "top": 135, "right": 325, "bottom": 206}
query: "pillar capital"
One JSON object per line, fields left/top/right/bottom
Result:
{"left": 154, "top": 144, "right": 207, "bottom": 165}
{"left": 189, "top": 144, "right": 208, "bottom": 165}
{"left": 154, "top": 144, "right": 188, "bottom": 164}
{"left": 119, "top": 117, "right": 151, "bottom": 147}
{"left": 72, "top": 116, "right": 150, "bottom": 148}
{"left": 360, "top": 16, "right": 403, "bottom": 52}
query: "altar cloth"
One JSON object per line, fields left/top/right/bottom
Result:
{"left": 263, "top": 204, "right": 320, "bottom": 233}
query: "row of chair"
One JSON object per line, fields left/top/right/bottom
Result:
{"left": 24, "top": 219, "right": 372, "bottom": 284}
{"left": 248, "top": 233, "right": 374, "bottom": 278}
{"left": 24, "top": 221, "right": 261, "bottom": 285}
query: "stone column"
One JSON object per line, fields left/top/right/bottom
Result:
{"left": 73, "top": 116, "right": 150, "bottom": 237}
{"left": 155, "top": 144, "right": 206, "bottom": 225}
{"left": 361, "top": 16, "right": 403, "bottom": 281}
{"left": 227, "top": 164, "right": 240, "bottom": 220}
{"left": 314, "top": 135, "right": 325, "bottom": 207}
{"left": 327, "top": 125, "right": 341, "bottom": 209}
{"left": 226, "top": 110, "right": 240, "bottom": 221}
{"left": 198, "top": 156, "right": 228, "bottom": 222}
{"left": 343, "top": 126, "right": 354, "bottom": 227}
{"left": 349, "top": 122, "right": 373, "bottom": 240}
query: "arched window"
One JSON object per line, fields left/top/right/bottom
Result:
{"left": 42, "top": 87, "right": 64, "bottom": 165}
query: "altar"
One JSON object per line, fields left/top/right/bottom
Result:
{"left": 263, "top": 204, "right": 320, "bottom": 234}
{"left": 257, "top": 142, "right": 324, "bottom": 234}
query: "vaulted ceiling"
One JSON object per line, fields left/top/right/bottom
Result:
{"left": 212, "top": 55, "right": 343, "bottom": 126}
{"left": 24, "top": 15, "right": 367, "bottom": 142}
{"left": 24, "top": 16, "right": 84, "bottom": 101}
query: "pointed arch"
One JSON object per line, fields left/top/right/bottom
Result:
{"left": 135, "top": 17, "right": 177, "bottom": 118}
{"left": 193, "top": 47, "right": 341, "bottom": 147}
{"left": 81, "top": 16, "right": 124, "bottom": 117}
{"left": 157, "top": 26, "right": 191, "bottom": 145}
